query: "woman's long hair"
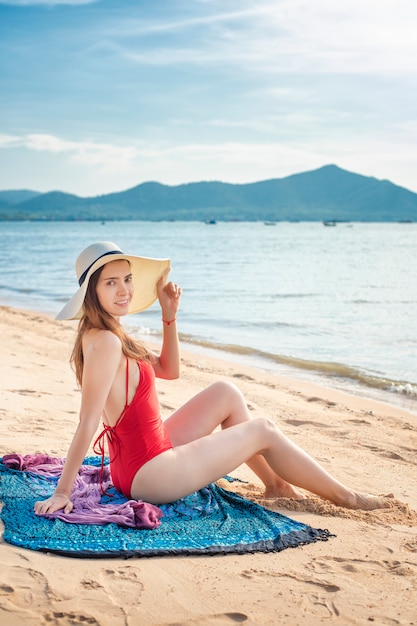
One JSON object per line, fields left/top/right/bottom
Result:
{"left": 71, "top": 263, "right": 150, "bottom": 386}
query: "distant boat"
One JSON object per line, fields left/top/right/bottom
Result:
{"left": 323, "top": 220, "right": 337, "bottom": 227}
{"left": 264, "top": 221, "right": 276, "bottom": 226}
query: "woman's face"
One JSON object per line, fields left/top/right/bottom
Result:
{"left": 95, "top": 259, "right": 133, "bottom": 318}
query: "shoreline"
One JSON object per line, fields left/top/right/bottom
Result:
{"left": 2, "top": 293, "right": 416, "bottom": 416}
{"left": 174, "top": 336, "right": 417, "bottom": 416}
{"left": 1, "top": 305, "right": 417, "bottom": 625}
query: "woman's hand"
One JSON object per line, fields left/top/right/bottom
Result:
{"left": 157, "top": 273, "right": 182, "bottom": 320}
{"left": 34, "top": 492, "right": 74, "bottom": 516}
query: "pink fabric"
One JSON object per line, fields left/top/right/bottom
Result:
{"left": 2, "top": 453, "right": 163, "bottom": 529}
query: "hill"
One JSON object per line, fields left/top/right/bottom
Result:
{"left": 0, "top": 165, "right": 416, "bottom": 222}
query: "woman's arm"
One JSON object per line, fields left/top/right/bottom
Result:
{"left": 151, "top": 275, "right": 182, "bottom": 380}
{"left": 34, "top": 331, "right": 122, "bottom": 515}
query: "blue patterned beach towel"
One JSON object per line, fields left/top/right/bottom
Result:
{"left": 0, "top": 455, "right": 333, "bottom": 558}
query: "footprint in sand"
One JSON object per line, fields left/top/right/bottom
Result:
{"left": 167, "top": 613, "right": 248, "bottom": 625}
{"left": 285, "top": 418, "right": 331, "bottom": 428}
{"left": 232, "top": 373, "right": 255, "bottom": 382}
{"left": 80, "top": 579, "right": 103, "bottom": 591}
{"left": 0, "top": 566, "right": 103, "bottom": 626}
{"left": 306, "top": 396, "right": 337, "bottom": 407}
{"left": 0, "top": 566, "right": 57, "bottom": 611}
{"left": 308, "top": 555, "right": 417, "bottom": 579}
{"left": 100, "top": 566, "right": 144, "bottom": 608}
{"left": 358, "top": 443, "right": 413, "bottom": 465}
{"left": 239, "top": 568, "right": 341, "bottom": 620}
{"left": 404, "top": 538, "right": 417, "bottom": 552}
{"left": 160, "top": 401, "right": 176, "bottom": 412}
{"left": 11, "top": 388, "right": 40, "bottom": 396}
{"left": 43, "top": 611, "right": 100, "bottom": 625}
{"left": 0, "top": 566, "right": 57, "bottom": 625}
{"left": 240, "top": 568, "right": 340, "bottom": 593}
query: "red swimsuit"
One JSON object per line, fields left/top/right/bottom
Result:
{"left": 94, "top": 358, "right": 173, "bottom": 498}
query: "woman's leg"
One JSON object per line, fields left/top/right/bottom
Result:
{"left": 132, "top": 412, "right": 389, "bottom": 510}
{"left": 163, "top": 381, "right": 301, "bottom": 498}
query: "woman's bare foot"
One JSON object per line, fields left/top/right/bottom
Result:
{"left": 263, "top": 480, "right": 306, "bottom": 500}
{"left": 338, "top": 491, "right": 393, "bottom": 511}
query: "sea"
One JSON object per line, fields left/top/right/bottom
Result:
{"left": 0, "top": 220, "right": 416, "bottom": 414}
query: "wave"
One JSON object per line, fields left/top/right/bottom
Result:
{"left": 273, "top": 293, "right": 321, "bottom": 299}
{"left": 0, "top": 284, "right": 37, "bottom": 295}
{"left": 177, "top": 332, "right": 417, "bottom": 399}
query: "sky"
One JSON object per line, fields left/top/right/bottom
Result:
{"left": 0, "top": 0, "right": 416, "bottom": 196}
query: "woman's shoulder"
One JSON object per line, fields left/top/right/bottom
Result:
{"left": 83, "top": 328, "right": 122, "bottom": 358}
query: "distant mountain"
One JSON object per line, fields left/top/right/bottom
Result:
{"left": 0, "top": 189, "right": 41, "bottom": 205}
{"left": 1, "top": 165, "right": 416, "bottom": 222}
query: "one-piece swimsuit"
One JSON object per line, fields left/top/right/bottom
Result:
{"left": 94, "top": 358, "right": 173, "bottom": 498}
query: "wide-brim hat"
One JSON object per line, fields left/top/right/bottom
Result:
{"left": 56, "top": 241, "right": 171, "bottom": 320}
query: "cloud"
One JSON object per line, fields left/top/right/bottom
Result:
{"left": 82, "top": 0, "right": 417, "bottom": 77}
{"left": 0, "top": 131, "right": 322, "bottom": 182}
{"left": 112, "top": 8, "right": 262, "bottom": 37}
{"left": 0, "top": 134, "right": 21, "bottom": 148}
{"left": 264, "top": 0, "right": 417, "bottom": 74}
{"left": 0, "top": 133, "right": 137, "bottom": 171}
{"left": 1, "top": 129, "right": 416, "bottom": 195}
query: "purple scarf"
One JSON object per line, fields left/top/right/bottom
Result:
{"left": 2, "top": 453, "right": 163, "bottom": 529}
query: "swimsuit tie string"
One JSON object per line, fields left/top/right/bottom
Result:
{"left": 93, "top": 424, "right": 121, "bottom": 497}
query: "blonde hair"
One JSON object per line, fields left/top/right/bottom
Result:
{"left": 70, "top": 263, "right": 149, "bottom": 386}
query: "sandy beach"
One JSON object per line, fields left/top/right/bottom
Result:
{"left": 1, "top": 305, "right": 416, "bottom": 626}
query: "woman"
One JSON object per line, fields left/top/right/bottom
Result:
{"left": 35, "top": 241, "right": 389, "bottom": 516}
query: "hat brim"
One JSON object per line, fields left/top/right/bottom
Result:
{"left": 56, "top": 253, "right": 171, "bottom": 320}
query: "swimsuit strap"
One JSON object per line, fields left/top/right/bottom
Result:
{"left": 124, "top": 355, "right": 129, "bottom": 409}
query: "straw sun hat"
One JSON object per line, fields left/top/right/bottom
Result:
{"left": 56, "top": 241, "right": 171, "bottom": 320}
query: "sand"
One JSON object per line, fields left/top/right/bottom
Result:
{"left": 0, "top": 305, "right": 416, "bottom": 626}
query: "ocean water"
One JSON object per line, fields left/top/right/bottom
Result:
{"left": 0, "top": 220, "right": 416, "bottom": 413}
